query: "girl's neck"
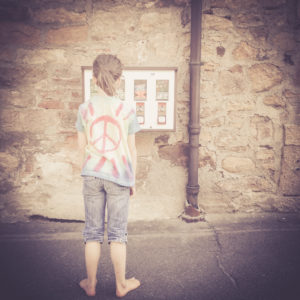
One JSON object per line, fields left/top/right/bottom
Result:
{"left": 97, "top": 87, "right": 110, "bottom": 97}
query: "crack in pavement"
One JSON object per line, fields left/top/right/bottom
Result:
{"left": 205, "top": 220, "right": 238, "bottom": 289}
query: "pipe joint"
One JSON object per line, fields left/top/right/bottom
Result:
{"left": 186, "top": 184, "right": 200, "bottom": 195}
{"left": 190, "top": 61, "right": 203, "bottom": 66}
{"left": 188, "top": 124, "right": 201, "bottom": 135}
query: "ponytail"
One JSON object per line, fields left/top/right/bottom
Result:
{"left": 93, "top": 54, "right": 123, "bottom": 96}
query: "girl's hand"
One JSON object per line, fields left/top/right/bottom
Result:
{"left": 130, "top": 186, "right": 136, "bottom": 197}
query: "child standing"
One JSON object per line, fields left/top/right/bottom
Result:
{"left": 76, "top": 54, "right": 141, "bottom": 297}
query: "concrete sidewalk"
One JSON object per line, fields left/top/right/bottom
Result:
{"left": 0, "top": 213, "right": 300, "bottom": 300}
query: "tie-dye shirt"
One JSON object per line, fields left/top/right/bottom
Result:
{"left": 76, "top": 94, "right": 140, "bottom": 187}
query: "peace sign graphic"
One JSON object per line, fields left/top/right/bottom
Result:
{"left": 90, "top": 115, "right": 122, "bottom": 154}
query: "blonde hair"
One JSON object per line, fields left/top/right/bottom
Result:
{"left": 92, "top": 54, "right": 123, "bottom": 96}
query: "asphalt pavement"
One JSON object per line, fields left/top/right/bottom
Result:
{"left": 0, "top": 212, "right": 300, "bottom": 300}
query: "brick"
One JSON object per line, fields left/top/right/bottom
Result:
{"left": 38, "top": 100, "right": 64, "bottom": 110}
{"left": 64, "top": 134, "right": 78, "bottom": 150}
{"left": 68, "top": 102, "right": 80, "bottom": 110}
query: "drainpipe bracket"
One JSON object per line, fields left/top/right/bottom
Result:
{"left": 180, "top": 204, "right": 205, "bottom": 223}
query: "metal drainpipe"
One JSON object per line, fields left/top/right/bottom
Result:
{"left": 182, "top": 0, "right": 204, "bottom": 222}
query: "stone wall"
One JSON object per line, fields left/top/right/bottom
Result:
{"left": 198, "top": 0, "right": 300, "bottom": 212}
{"left": 0, "top": 0, "right": 299, "bottom": 222}
{"left": 0, "top": 0, "right": 190, "bottom": 222}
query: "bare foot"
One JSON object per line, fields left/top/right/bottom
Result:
{"left": 116, "top": 277, "right": 141, "bottom": 298}
{"left": 79, "top": 278, "right": 97, "bottom": 297}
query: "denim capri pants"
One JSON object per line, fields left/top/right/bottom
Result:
{"left": 82, "top": 176, "right": 130, "bottom": 244}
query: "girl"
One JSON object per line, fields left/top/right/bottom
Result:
{"left": 76, "top": 54, "right": 141, "bottom": 297}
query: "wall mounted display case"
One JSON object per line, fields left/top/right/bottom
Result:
{"left": 82, "top": 67, "right": 177, "bottom": 131}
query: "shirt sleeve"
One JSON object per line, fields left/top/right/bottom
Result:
{"left": 128, "top": 113, "right": 141, "bottom": 135}
{"left": 75, "top": 109, "right": 84, "bottom": 132}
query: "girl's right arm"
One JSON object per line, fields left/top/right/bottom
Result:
{"left": 128, "top": 134, "right": 137, "bottom": 196}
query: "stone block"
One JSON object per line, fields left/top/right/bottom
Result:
{"left": 68, "top": 102, "right": 81, "bottom": 110}
{"left": 227, "top": 96, "right": 256, "bottom": 111}
{"left": 263, "top": 95, "right": 285, "bottom": 108}
{"left": 229, "top": 64, "right": 243, "bottom": 73}
{"left": 201, "top": 62, "right": 219, "bottom": 81}
{"left": 250, "top": 115, "right": 274, "bottom": 144}
{"left": 226, "top": 112, "right": 248, "bottom": 129}
{"left": 35, "top": 153, "right": 73, "bottom": 184}
{"left": 248, "top": 63, "right": 283, "bottom": 92}
{"left": 235, "top": 13, "right": 264, "bottom": 28}
{"left": 218, "top": 70, "right": 246, "bottom": 96}
{"left": 63, "top": 134, "right": 78, "bottom": 151}
{"left": 249, "top": 27, "right": 268, "bottom": 43}
{"left": 46, "top": 26, "right": 88, "bottom": 45}
{"left": 0, "top": 89, "right": 36, "bottom": 108}
{"left": 0, "top": 22, "right": 40, "bottom": 46}
{"left": 200, "top": 80, "right": 216, "bottom": 98}
{"left": 202, "top": 14, "right": 233, "bottom": 31}
{"left": 222, "top": 157, "right": 255, "bottom": 173}
{"left": 31, "top": 8, "right": 87, "bottom": 24}
{"left": 212, "top": 8, "right": 231, "bottom": 18}
{"left": 271, "top": 32, "right": 296, "bottom": 51}
{"left": 59, "top": 111, "right": 77, "bottom": 131}
{"left": 158, "top": 142, "right": 188, "bottom": 167}
{"left": 232, "top": 41, "right": 258, "bottom": 60}
{"left": 279, "top": 146, "right": 300, "bottom": 196}
{"left": 219, "top": 176, "right": 273, "bottom": 192}
{"left": 226, "top": 0, "right": 259, "bottom": 9}
{"left": 199, "top": 147, "right": 216, "bottom": 169}
{"left": 255, "top": 148, "right": 276, "bottom": 170}
{"left": 140, "top": 12, "right": 172, "bottom": 32}
{"left": 285, "top": 125, "right": 300, "bottom": 145}
{"left": 199, "top": 127, "right": 212, "bottom": 144}
{"left": 2, "top": 109, "right": 59, "bottom": 134}
{"left": 200, "top": 107, "right": 218, "bottom": 119}
{"left": 0, "top": 152, "right": 19, "bottom": 172}
{"left": 136, "top": 157, "right": 152, "bottom": 188}
{"left": 38, "top": 100, "right": 65, "bottom": 110}
{"left": 261, "top": 0, "right": 286, "bottom": 8}
{"left": 26, "top": 111, "right": 60, "bottom": 134}
{"left": 283, "top": 90, "right": 300, "bottom": 113}
{"left": 16, "top": 49, "right": 67, "bottom": 65}
{"left": 51, "top": 75, "right": 81, "bottom": 86}
{"left": 216, "top": 176, "right": 273, "bottom": 193}
{"left": 0, "top": 109, "right": 20, "bottom": 132}
{"left": 204, "top": 117, "right": 224, "bottom": 127}
{"left": 0, "top": 65, "right": 48, "bottom": 88}
{"left": 0, "top": 48, "right": 16, "bottom": 63}
{"left": 215, "top": 130, "right": 248, "bottom": 152}
{"left": 136, "top": 133, "right": 155, "bottom": 157}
